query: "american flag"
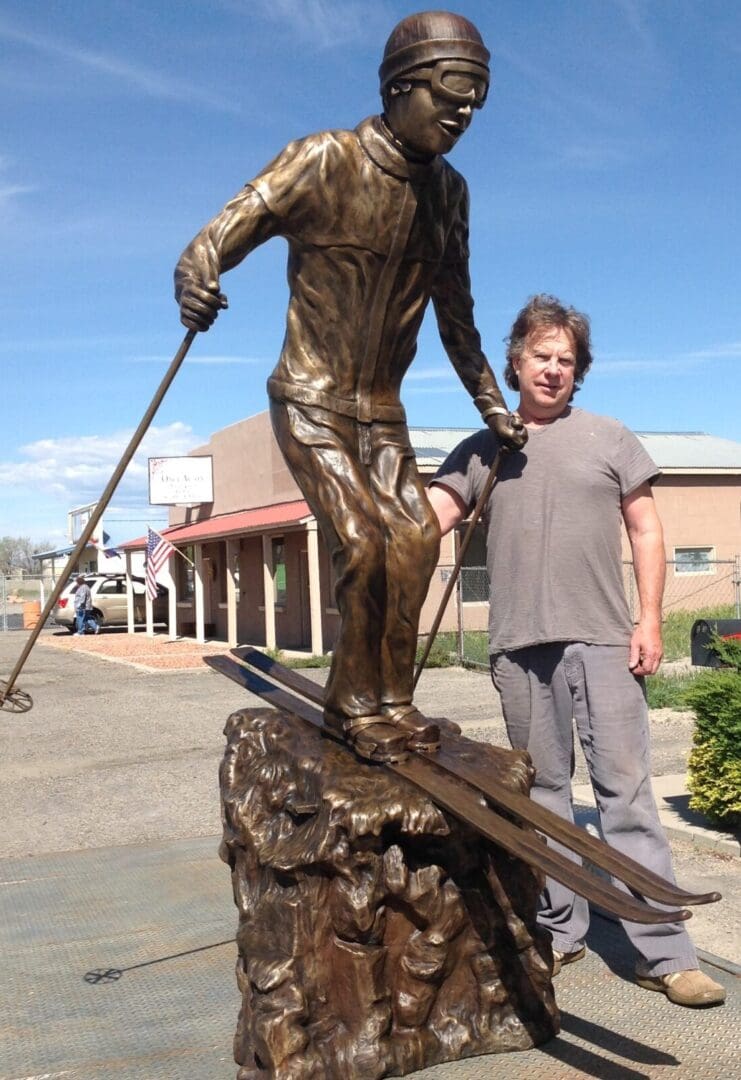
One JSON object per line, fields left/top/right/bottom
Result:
{"left": 145, "top": 527, "right": 176, "bottom": 601}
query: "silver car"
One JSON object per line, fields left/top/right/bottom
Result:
{"left": 54, "top": 574, "right": 167, "bottom": 632}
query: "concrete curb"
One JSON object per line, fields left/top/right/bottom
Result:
{"left": 573, "top": 775, "right": 740, "bottom": 859}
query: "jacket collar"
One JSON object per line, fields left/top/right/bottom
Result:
{"left": 357, "top": 115, "right": 441, "bottom": 183}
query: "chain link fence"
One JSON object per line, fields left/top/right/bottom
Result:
{"left": 445, "top": 557, "right": 741, "bottom": 670}
{"left": 0, "top": 574, "right": 58, "bottom": 631}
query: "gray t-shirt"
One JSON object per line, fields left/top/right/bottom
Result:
{"left": 432, "top": 407, "right": 659, "bottom": 653}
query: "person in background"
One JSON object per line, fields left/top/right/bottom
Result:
{"left": 73, "top": 575, "right": 97, "bottom": 636}
{"left": 427, "top": 294, "right": 725, "bottom": 1008}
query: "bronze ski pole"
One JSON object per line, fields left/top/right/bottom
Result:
{"left": 0, "top": 328, "right": 198, "bottom": 712}
{"left": 414, "top": 447, "right": 506, "bottom": 688}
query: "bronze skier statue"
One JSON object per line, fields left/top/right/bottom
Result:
{"left": 175, "top": 11, "right": 526, "bottom": 763}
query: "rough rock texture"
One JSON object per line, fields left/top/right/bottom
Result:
{"left": 219, "top": 707, "right": 559, "bottom": 1079}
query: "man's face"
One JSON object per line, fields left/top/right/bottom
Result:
{"left": 514, "top": 327, "right": 577, "bottom": 421}
{"left": 385, "top": 68, "right": 487, "bottom": 157}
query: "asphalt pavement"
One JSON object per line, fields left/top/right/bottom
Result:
{"left": 1, "top": 627, "right": 738, "bottom": 965}
{"left": 0, "top": 628, "right": 738, "bottom": 1080}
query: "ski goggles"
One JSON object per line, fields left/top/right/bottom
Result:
{"left": 408, "top": 60, "right": 489, "bottom": 108}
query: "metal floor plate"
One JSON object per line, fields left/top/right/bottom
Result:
{"left": 1, "top": 836, "right": 737, "bottom": 1080}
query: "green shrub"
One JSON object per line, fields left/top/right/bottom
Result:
{"left": 262, "top": 647, "right": 332, "bottom": 669}
{"left": 460, "top": 631, "right": 489, "bottom": 668}
{"left": 661, "top": 604, "right": 738, "bottom": 660}
{"left": 286, "top": 653, "right": 333, "bottom": 669}
{"left": 708, "top": 632, "right": 741, "bottom": 673}
{"left": 684, "top": 670, "right": 741, "bottom": 827}
{"left": 661, "top": 604, "right": 735, "bottom": 662}
{"left": 644, "top": 673, "right": 697, "bottom": 710}
{"left": 415, "top": 633, "right": 456, "bottom": 669}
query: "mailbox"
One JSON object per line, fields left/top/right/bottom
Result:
{"left": 690, "top": 618, "right": 741, "bottom": 667}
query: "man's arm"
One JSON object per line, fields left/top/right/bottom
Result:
{"left": 427, "top": 482, "right": 469, "bottom": 536}
{"left": 622, "top": 482, "right": 665, "bottom": 676}
{"left": 175, "top": 187, "right": 279, "bottom": 332}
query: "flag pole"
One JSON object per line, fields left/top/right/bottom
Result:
{"left": 0, "top": 328, "right": 198, "bottom": 711}
{"left": 148, "top": 526, "right": 195, "bottom": 567}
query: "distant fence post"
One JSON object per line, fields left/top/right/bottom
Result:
{"left": 735, "top": 555, "right": 741, "bottom": 619}
{"left": 1, "top": 576, "right": 6, "bottom": 632}
{"left": 456, "top": 569, "right": 464, "bottom": 665}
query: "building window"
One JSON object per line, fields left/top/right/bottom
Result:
{"left": 272, "top": 538, "right": 287, "bottom": 607}
{"left": 674, "top": 547, "right": 715, "bottom": 575}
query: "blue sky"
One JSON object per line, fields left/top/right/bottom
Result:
{"left": 1, "top": 0, "right": 739, "bottom": 544}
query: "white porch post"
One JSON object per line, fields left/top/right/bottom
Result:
{"left": 145, "top": 581, "right": 154, "bottom": 637}
{"left": 194, "top": 544, "right": 206, "bottom": 644}
{"left": 226, "top": 538, "right": 239, "bottom": 648}
{"left": 165, "top": 556, "right": 178, "bottom": 642}
{"left": 306, "top": 520, "right": 323, "bottom": 656}
{"left": 262, "top": 534, "right": 276, "bottom": 650}
{"left": 125, "top": 551, "right": 135, "bottom": 634}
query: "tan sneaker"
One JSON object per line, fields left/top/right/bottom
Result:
{"left": 552, "top": 945, "right": 586, "bottom": 977}
{"left": 636, "top": 968, "right": 726, "bottom": 1007}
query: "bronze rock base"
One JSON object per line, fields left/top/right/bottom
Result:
{"left": 219, "top": 706, "right": 559, "bottom": 1079}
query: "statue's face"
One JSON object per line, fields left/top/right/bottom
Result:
{"left": 385, "top": 68, "right": 487, "bottom": 157}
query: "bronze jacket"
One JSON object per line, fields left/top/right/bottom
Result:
{"left": 175, "top": 115, "right": 505, "bottom": 424}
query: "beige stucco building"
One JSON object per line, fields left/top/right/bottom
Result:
{"left": 122, "top": 414, "right": 741, "bottom": 649}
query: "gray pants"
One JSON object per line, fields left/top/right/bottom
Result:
{"left": 491, "top": 642, "right": 697, "bottom": 977}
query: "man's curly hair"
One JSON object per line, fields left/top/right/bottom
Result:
{"left": 504, "top": 294, "right": 593, "bottom": 397}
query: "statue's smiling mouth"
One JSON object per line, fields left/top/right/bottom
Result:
{"left": 438, "top": 119, "right": 465, "bottom": 136}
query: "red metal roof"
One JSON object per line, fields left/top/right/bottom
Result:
{"left": 121, "top": 500, "right": 312, "bottom": 550}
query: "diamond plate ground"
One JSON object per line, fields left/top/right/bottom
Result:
{"left": 1, "top": 836, "right": 737, "bottom": 1080}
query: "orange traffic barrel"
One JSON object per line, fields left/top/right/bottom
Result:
{"left": 22, "top": 601, "right": 41, "bottom": 629}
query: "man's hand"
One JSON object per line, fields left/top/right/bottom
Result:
{"left": 628, "top": 620, "right": 663, "bottom": 676}
{"left": 487, "top": 410, "right": 528, "bottom": 450}
{"left": 176, "top": 278, "right": 228, "bottom": 332}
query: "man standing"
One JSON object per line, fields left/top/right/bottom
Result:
{"left": 175, "top": 12, "right": 524, "bottom": 762}
{"left": 428, "top": 294, "right": 725, "bottom": 1007}
{"left": 73, "top": 575, "right": 95, "bottom": 636}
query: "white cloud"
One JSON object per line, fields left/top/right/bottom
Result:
{"left": 0, "top": 16, "right": 240, "bottom": 114}
{"left": 0, "top": 422, "right": 205, "bottom": 507}
{"left": 495, "top": 43, "right": 625, "bottom": 129}
{"left": 593, "top": 346, "right": 740, "bottom": 376}
{"left": 247, "top": 0, "right": 394, "bottom": 48}
{"left": 683, "top": 343, "right": 741, "bottom": 360}
{"left": 557, "top": 140, "right": 634, "bottom": 170}
{"left": 0, "top": 333, "right": 152, "bottom": 354}
{"left": 0, "top": 155, "right": 36, "bottom": 214}
{"left": 592, "top": 356, "right": 677, "bottom": 375}
{"left": 127, "top": 354, "right": 264, "bottom": 366}
{"left": 0, "top": 182, "right": 36, "bottom": 202}
{"left": 404, "top": 366, "right": 456, "bottom": 382}
{"left": 610, "top": 0, "right": 656, "bottom": 54}
{"left": 404, "top": 385, "right": 464, "bottom": 396}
